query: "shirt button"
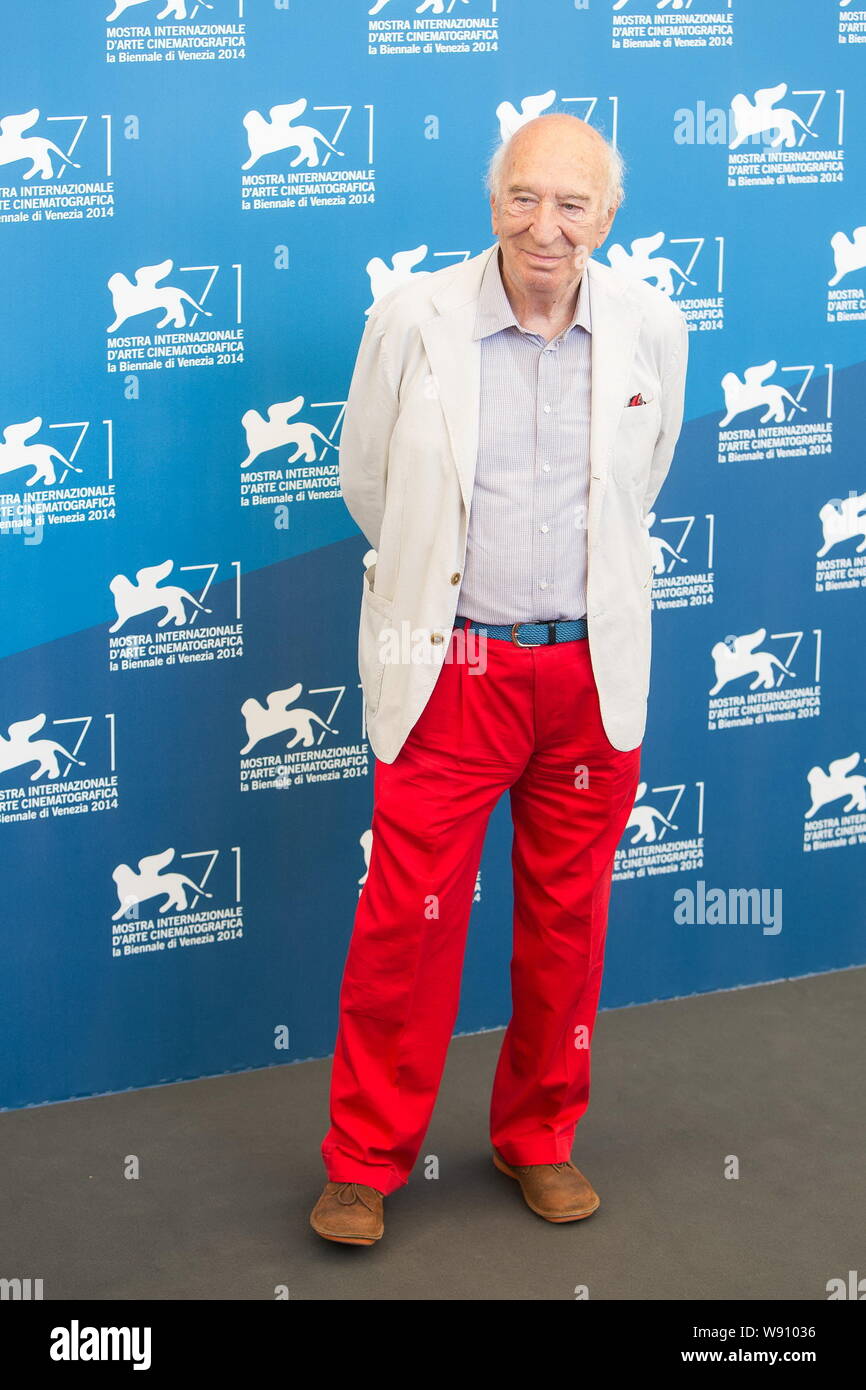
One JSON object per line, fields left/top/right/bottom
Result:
{"left": 450, "top": 572, "right": 461, "bottom": 584}
{"left": 539, "top": 580, "right": 548, "bottom": 590}
{"left": 540, "top": 523, "right": 549, "bottom": 534}
{"left": 543, "top": 403, "right": 551, "bottom": 414}
{"left": 542, "top": 463, "right": 551, "bottom": 473}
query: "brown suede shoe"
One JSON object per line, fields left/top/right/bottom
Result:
{"left": 492, "top": 1149, "right": 600, "bottom": 1222}
{"left": 310, "top": 1181, "right": 384, "bottom": 1246}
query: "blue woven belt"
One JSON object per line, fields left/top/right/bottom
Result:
{"left": 456, "top": 615, "right": 588, "bottom": 646}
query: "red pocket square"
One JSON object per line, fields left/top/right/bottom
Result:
{"left": 626, "top": 392, "right": 653, "bottom": 407}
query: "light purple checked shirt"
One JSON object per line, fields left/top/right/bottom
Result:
{"left": 456, "top": 246, "right": 592, "bottom": 626}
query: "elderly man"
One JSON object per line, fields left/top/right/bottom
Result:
{"left": 311, "top": 113, "right": 689, "bottom": 1245}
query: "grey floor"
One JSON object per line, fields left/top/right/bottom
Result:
{"left": 2, "top": 968, "right": 864, "bottom": 1301}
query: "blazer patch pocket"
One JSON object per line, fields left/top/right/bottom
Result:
{"left": 359, "top": 567, "right": 395, "bottom": 716}
{"left": 612, "top": 398, "right": 662, "bottom": 490}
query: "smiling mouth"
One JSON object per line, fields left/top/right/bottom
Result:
{"left": 523, "top": 250, "right": 562, "bottom": 264}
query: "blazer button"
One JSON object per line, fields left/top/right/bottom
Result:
{"left": 431, "top": 632, "right": 444, "bottom": 644}
{"left": 450, "top": 572, "right": 461, "bottom": 584}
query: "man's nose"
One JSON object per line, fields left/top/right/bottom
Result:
{"left": 528, "top": 199, "right": 565, "bottom": 242}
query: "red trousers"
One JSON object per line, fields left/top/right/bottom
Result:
{"left": 321, "top": 621, "right": 642, "bottom": 1195}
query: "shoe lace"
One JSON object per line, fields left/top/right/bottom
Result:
{"left": 515, "top": 1161, "right": 570, "bottom": 1174}
{"left": 334, "top": 1181, "right": 379, "bottom": 1210}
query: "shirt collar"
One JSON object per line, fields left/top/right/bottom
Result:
{"left": 472, "top": 245, "right": 592, "bottom": 342}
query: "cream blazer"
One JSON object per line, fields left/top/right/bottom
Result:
{"left": 339, "top": 241, "right": 689, "bottom": 763}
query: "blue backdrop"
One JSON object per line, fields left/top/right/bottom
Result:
{"left": 1, "top": 0, "right": 864, "bottom": 1109}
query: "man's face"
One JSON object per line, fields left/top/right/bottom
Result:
{"left": 490, "top": 129, "right": 618, "bottom": 298}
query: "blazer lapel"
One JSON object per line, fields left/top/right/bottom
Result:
{"left": 585, "top": 258, "right": 642, "bottom": 550}
{"left": 419, "top": 244, "right": 497, "bottom": 515}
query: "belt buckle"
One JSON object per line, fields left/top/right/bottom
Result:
{"left": 510, "top": 621, "right": 543, "bottom": 648}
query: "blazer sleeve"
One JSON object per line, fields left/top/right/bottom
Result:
{"left": 338, "top": 309, "right": 401, "bottom": 552}
{"left": 642, "top": 311, "right": 689, "bottom": 520}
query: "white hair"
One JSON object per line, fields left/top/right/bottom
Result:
{"left": 484, "top": 114, "right": 626, "bottom": 213}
